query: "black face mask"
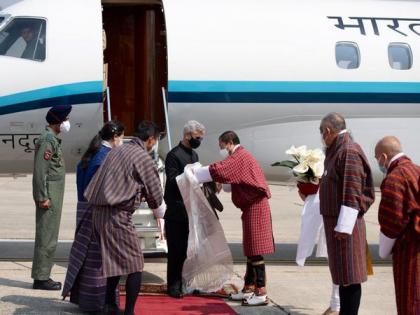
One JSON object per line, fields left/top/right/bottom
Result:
{"left": 189, "top": 137, "right": 202, "bottom": 149}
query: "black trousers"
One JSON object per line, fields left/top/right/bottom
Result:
{"left": 339, "top": 284, "right": 361, "bottom": 315}
{"left": 165, "top": 219, "right": 189, "bottom": 291}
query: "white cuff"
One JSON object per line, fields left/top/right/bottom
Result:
{"left": 222, "top": 184, "right": 232, "bottom": 192}
{"left": 334, "top": 205, "right": 359, "bottom": 234}
{"left": 195, "top": 166, "right": 213, "bottom": 183}
{"left": 379, "top": 231, "right": 396, "bottom": 259}
{"left": 152, "top": 201, "right": 166, "bottom": 219}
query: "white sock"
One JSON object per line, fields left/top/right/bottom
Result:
{"left": 330, "top": 283, "right": 340, "bottom": 311}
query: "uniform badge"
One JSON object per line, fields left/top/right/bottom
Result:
{"left": 44, "top": 150, "right": 52, "bottom": 160}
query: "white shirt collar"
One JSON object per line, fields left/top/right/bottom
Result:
{"left": 389, "top": 152, "right": 405, "bottom": 165}
{"left": 232, "top": 144, "right": 241, "bottom": 153}
{"left": 101, "top": 140, "right": 112, "bottom": 148}
{"left": 339, "top": 129, "right": 348, "bottom": 135}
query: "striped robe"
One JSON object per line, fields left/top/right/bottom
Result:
{"left": 319, "top": 132, "right": 375, "bottom": 285}
{"left": 209, "top": 146, "right": 275, "bottom": 257}
{"left": 62, "top": 202, "right": 107, "bottom": 311}
{"left": 62, "top": 145, "right": 112, "bottom": 311}
{"left": 84, "top": 138, "right": 163, "bottom": 277}
{"left": 378, "top": 156, "right": 420, "bottom": 315}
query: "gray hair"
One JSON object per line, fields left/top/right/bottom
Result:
{"left": 321, "top": 112, "right": 346, "bottom": 132}
{"left": 183, "top": 120, "right": 205, "bottom": 135}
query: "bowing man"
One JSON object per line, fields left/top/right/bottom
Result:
{"left": 375, "top": 136, "right": 420, "bottom": 315}
{"left": 84, "top": 121, "right": 165, "bottom": 315}
{"left": 194, "top": 131, "right": 274, "bottom": 307}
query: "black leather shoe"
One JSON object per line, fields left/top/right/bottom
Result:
{"left": 102, "top": 303, "right": 123, "bottom": 315}
{"left": 33, "top": 278, "right": 62, "bottom": 290}
{"left": 167, "top": 287, "right": 183, "bottom": 299}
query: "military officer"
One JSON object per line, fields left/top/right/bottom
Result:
{"left": 32, "top": 105, "right": 72, "bottom": 290}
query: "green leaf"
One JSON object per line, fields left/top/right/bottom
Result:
{"left": 271, "top": 160, "right": 299, "bottom": 169}
{"left": 295, "top": 173, "right": 310, "bottom": 182}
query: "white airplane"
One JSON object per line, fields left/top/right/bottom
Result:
{"left": 1, "top": 0, "right": 420, "bottom": 186}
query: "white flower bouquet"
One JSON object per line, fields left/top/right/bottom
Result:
{"left": 272, "top": 145, "right": 325, "bottom": 196}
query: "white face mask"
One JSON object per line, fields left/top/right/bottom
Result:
{"left": 320, "top": 130, "right": 328, "bottom": 149}
{"left": 219, "top": 148, "right": 229, "bottom": 159}
{"left": 320, "top": 134, "right": 326, "bottom": 148}
{"left": 115, "top": 136, "right": 124, "bottom": 147}
{"left": 60, "top": 120, "right": 71, "bottom": 133}
{"left": 148, "top": 142, "right": 158, "bottom": 154}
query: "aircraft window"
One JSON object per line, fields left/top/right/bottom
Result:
{"left": 0, "top": 17, "right": 46, "bottom": 61}
{"left": 388, "top": 43, "right": 412, "bottom": 70}
{"left": 335, "top": 42, "right": 360, "bottom": 69}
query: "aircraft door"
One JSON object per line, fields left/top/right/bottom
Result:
{"left": 102, "top": 1, "right": 168, "bottom": 135}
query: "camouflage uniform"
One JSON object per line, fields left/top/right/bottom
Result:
{"left": 32, "top": 127, "right": 65, "bottom": 280}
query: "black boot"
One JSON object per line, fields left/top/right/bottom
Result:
{"left": 167, "top": 280, "right": 183, "bottom": 299}
{"left": 33, "top": 278, "right": 62, "bottom": 290}
{"left": 102, "top": 303, "right": 123, "bottom": 315}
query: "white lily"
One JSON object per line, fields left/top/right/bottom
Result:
{"left": 293, "top": 162, "right": 309, "bottom": 174}
{"left": 310, "top": 161, "right": 324, "bottom": 178}
{"left": 295, "top": 149, "right": 325, "bottom": 178}
{"left": 279, "top": 144, "right": 325, "bottom": 181}
{"left": 286, "top": 145, "right": 307, "bottom": 159}
{"left": 310, "top": 148, "right": 324, "bottom": 160}
{"left": 302, "top": 149, "right": 323, "bottom": 162}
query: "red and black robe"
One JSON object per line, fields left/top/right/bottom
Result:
{"left": 378, "top": 156, "right": 420, "bottom": 315}
{"left": 209, "top": 146, "right": 275, "bottom": 257}
{"left": 319, "top": 132, "right": 375, "bottom": 285}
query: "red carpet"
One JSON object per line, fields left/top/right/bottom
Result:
{"left": 120, "top": 295, "right": 238, "bottom": 315}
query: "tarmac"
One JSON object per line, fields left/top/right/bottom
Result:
{"left": 0, "top": 174, "right": 397, "bottom": 315}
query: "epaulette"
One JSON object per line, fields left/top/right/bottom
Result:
{"left": 38, "top": 131, "right": 58, "bottom": 147}
{"left": 44, "top": 133, "right": 56, "bottom": 141}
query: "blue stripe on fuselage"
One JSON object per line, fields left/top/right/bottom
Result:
{"left": 168, "top": 81, "right": 420, "bottom": 103}
{"left": 1, "top": 80, "right": 419, "bottom": 116}
{"left": 0, "top": 81, "right": 103, "bottom": 115}
{"left": 168, "top": 81, "right": 420, "bottom": 93}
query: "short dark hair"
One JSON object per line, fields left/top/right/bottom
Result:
{"left": 133, "top": 121, "right": 160, "bottom": 141}
{"left": 321, "top": 112, "right": 346, "bottom": 132}
{"left": 219, "top": 130, "right": 240, "bottom": 145}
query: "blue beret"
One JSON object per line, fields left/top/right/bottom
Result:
{"left": 46, "top": 105, "right": 72, "bottom": 125}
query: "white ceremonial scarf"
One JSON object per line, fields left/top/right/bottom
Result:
{"left": 379, "top": 231, "right": 396, "bottom": 258}
{"left": 176, "top": 163, "right": 234, "bottom": 292}
{"left": 296, "top": 192, "right": 340, "bottom": 311}
{"left": 296, "top": 192, "right": 328, "bottom": 266}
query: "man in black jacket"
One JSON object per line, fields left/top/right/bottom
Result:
{"left": 164, "top": 120, "right": 205, "bottom": 298}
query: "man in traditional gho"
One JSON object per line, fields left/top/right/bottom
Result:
{"left": 62, "top": 121, "right": 125, "bottom": 313}
{"left": 194, "top": 131, "right": 274, "bottom": 306}
{"left": 84, "top": 121, "right": 166, "bottom": 315}
{"left": 319, "top": 113, "right": 374, "bottom": 315}
{"left": 375, "top": 136, "right": 420, "bottom": 315}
